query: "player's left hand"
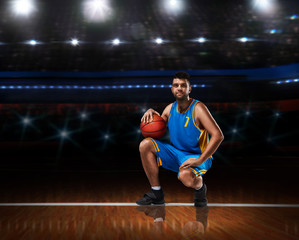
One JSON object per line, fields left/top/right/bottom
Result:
{"left": 179, "top": 158, "right": 200, "bottom": 169}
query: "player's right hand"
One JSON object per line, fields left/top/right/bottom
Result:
{"left": 141, "top": 108, "right": 160, "bottom": 123}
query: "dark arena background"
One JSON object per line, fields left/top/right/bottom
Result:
{"left": 0, "top": 0, "right": 298, "bottom": 239}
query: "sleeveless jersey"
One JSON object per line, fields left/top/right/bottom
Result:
{"left": 168, "top": 98, "right": 211, "bottom": 155}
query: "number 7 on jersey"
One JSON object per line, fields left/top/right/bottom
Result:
{"left": 184, "top": 117, "right": 189, "bottom": 127}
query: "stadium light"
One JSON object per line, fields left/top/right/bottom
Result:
{"left": 238, "top": 37, "right": 249, "bottom": 43}
{"left": 60, "top": 130, "right": 69, "bottom": 138}
{"left": 10, "top": 0, "right": 36, "bottom": 16}
{"left": 290, "top": 14, "right": 298, "bottom": 20}
{"left": 252, "top": 0, "right": 277, "bottom": 13}
{"left": 25, "top": 39, "right": 38, "bottom": 46}
{"left": 82, "top": 0, "right": 113, "bottom": 22}
{"left": 198, "top": 37, "right": 206, "bottom": 43}
{"left": 22, "top": 117, "right": 31, "bottom": 125}
{"left": 155, "top": 38, "right": 163, "bottom": 44}
{"left": 28, "top": 40, "right": 37, "bottom": 45}
{"left": 112, "top": 38, "right": 120, "bottom": 45}
{"left": 71, "top": 39, "right": 79, "bottom": 46}
{"left": 270, "top": 29, "right": 277, "bottom": 34}
{"left": 162, "top": 0, "right": 184, "bottom": 14}
{"left": 80, "top": 112, "right": 88, "bottom": 120}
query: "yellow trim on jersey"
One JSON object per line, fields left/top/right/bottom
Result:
{"left": 184, "top": 167, "right": 207, "bottom": 176}
{"left": 149, "top": 138, "right": 158, "bottom": 152}
{"left": 158, "top": 157, "right": 162, "bottom": 166}
{"left": 148, "top": 138, "right": 162, "bottom": 167}
{"left": 177, "top": 168, "right": 207, "bottom": 179}
{"left": 198, "top": 130, "right": 209, "bottom": 154}
{"left": 192, "top": 102, "right": 201, "bottom": 131}
{"left": 184, "top": 167, "right": 197, "bottom": 175}
{"left": 176, "top": 98, "right": 194, "bottom": 114}
{"left": 183, "top": 99, "right": 195, "bottom": 113}
{"left": 195, "top": 169, "right": 207, "bottom": 176}
{"left": 149, "top": 138, "right": 160, "bottom": 152}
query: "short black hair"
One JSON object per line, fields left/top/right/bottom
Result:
{"left": 173, "top": 72, "right": 190, "bottom": 82}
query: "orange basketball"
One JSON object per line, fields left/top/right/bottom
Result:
{"left": 140, "top": 114, "right": 166, "bottom": 139}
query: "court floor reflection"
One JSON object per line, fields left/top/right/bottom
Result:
{"left": 0, "top": 206, "right": 298, "bottom": 240}
{"left": 137, "top": 205, "right": 209, "bottom": 238}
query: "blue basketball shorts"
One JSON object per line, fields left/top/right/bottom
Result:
{"left": 148, "top": 138, "right": 212, "bottom": 178}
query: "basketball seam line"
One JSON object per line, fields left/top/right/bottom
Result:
{"left": 140, "top": 120, "right": 165, "bottom": 130}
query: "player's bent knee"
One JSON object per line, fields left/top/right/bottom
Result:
{"left": 179, "top": 169, "right": 195, "bottom": 188}
{"left": 139, "top": 138, "right": 155, "bottom": 153}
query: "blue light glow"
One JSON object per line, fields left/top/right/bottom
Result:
{"left": 270, "top": 29, "right": 277, "bottom": 34}
{"left": 29, "top": 40, "right": 37, "bottom": 45}
{"left": 22, "top": 117, "right": 31, "bottom": 125}
{"left": 198, "top": 37, "right": 206, "bottom": 43}
{"left": 80, "top": 112, "right": 88, "bottom": 120}
{"left": 60, "top": 130, "right": 69, "bottom": 138}
{"left": 274, "top": 78, "right": 299, "bottom": 84}
{"left": 0, "top": 84, "right": 212, "bottom": 90}
{"left": 239, "top": 37, "right": 248, "bottom": 43}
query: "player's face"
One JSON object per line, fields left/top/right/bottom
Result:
{"left": 171, "top": 78, "right": 191, "bottom": 100}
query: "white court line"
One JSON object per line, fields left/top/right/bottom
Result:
{"left": 0, "top": 203, "right": 298, "bottom": 207}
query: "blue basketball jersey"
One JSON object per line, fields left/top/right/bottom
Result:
{"left": 168, "top": 99, "right": 211, "bottom": 156}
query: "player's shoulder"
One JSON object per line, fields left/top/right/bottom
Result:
{"left": 194, "top": 101, "right": 209, "bottom": 115}
{"left": 194, "top": 100, "right": 206, "bottom": 109}
{"left": 163, "top": 103, "right": 173, "bottom": 114}
{"left": 165, "top": 103, "right": 173, "bottom": 110}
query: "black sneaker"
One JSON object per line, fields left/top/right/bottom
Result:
{"left": 194, "top": 184, "right": 208, "bottom": 207}
{"left": 136, "top": 189, "right": 165, "bottom": 205}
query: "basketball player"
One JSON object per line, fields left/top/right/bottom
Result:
{"left": 136, "top": 72, "right": 224, "bottom": 206}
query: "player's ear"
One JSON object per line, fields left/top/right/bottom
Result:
{"left": 171, "top": 85, "right": 174, "bottom": 94}
{"left": 189, "top": 85, "right": 192, "bottom": 93}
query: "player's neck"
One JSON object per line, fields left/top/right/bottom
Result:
{"left": 177, "top": 97, "right": 192, "bottom": 113}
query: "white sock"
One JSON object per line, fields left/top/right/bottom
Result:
{"left": 152, "top": 186, "right": 161, "bottom": 190}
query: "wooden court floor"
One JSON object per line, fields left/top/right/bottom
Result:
{"left": 0, "top": 166, "right": 298, "bottom": 240}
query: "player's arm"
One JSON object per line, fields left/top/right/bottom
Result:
{"left": 180, "top": 102, "right": 224, "bottom": 168}
{"left": 160, "top": 103, "right": 172, "bottom": 123}
{"left": 141, "top": 104, "right": 172, "bottom": 123}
